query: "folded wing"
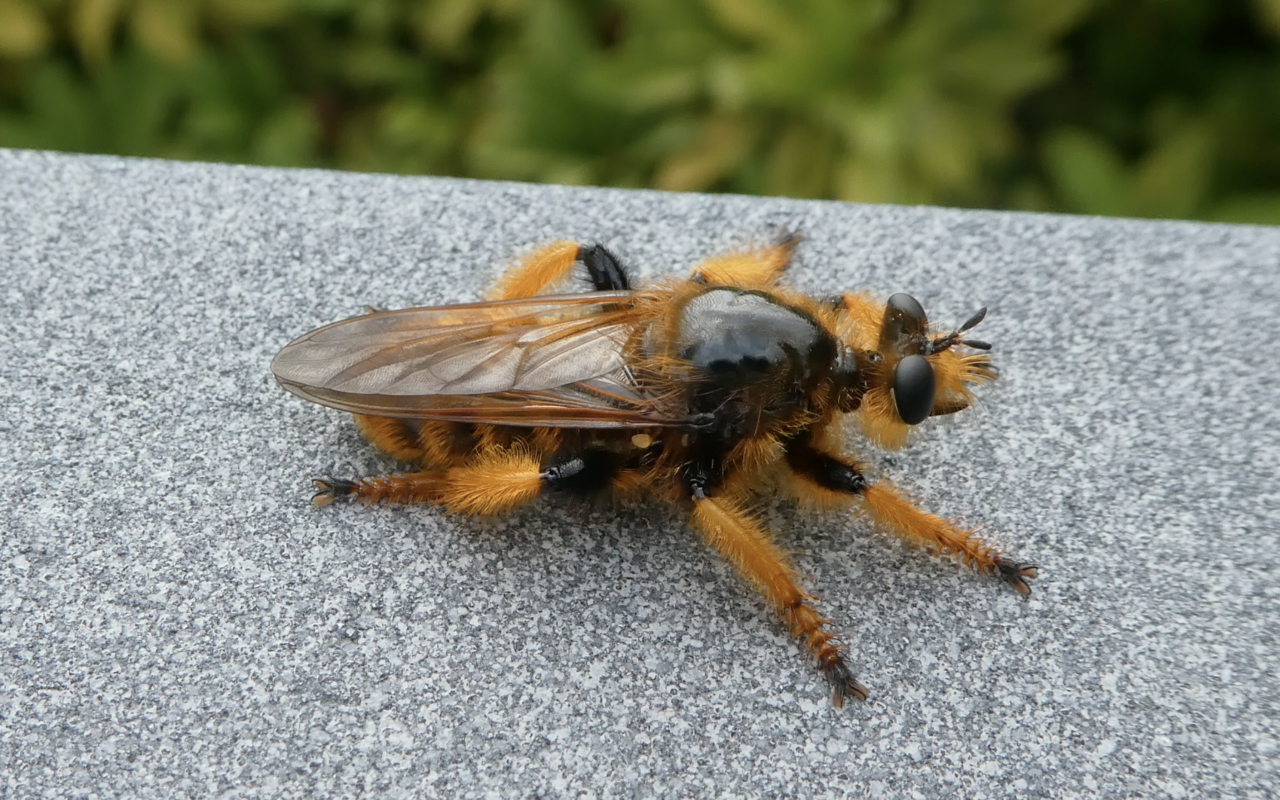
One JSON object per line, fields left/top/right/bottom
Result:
{"left": 271, "top": 292, "right": 682, "bottom": 428}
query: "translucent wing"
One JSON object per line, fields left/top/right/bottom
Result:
{"left": 271, "top": 292, "right": 682, "bottom": 428}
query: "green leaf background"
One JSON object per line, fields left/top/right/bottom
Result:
{"left": 2, "top": 0, "right": 1278, "bottom": 223}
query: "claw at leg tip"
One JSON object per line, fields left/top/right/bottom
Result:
{"left": 312, "top": 476, "right": 354, "bottom": 506}
{"left": 996, "top": 557, "right": 1038, "bottom": 596}
{"left": 833, "top": 680, "right": 869, "bottom": 707}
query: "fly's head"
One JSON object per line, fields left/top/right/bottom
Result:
{"left": 832, "top": 291, "right": 995, "bottom": 449}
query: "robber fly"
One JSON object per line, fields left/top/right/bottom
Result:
{"left": 271, "top": 236, "right": 1037, "bottom": 706}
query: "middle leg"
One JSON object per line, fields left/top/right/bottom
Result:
{"left": 687, "top": 483, "right": 868, "bottom": 706}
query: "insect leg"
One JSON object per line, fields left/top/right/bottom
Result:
{"left": 689, "top": 232, "right": 800, "bottom": 287}
{"left": 312, "top": 447, "right": 547, "bottom": 514}
{"left": 687, "top": 488, "right": 868, "bottom": 706}
{"left": 539, "top": 450, "right": 620, "bottom": 494}
{"left": 485, "top": 241, "right": 581, "bottom": 300}
{"left": 353, "top": 416, "right": 429, "bottom": 463}
{"left": 784, "top": 442, "right": 1037, "bottom": 595}
{"left": 312, "top": 471, "right": 446, "bottom": 507}
{"left": 539, "top": 446, "right": 653, "bottom": 502}
{"left": 353, "top": 416, "right": 479, "bottom": 469}
{"left": 578, "top": 244, "right": 631, "bottom": 291}
{"left": 485, "top": 241, "right": 631, "bottom": 300}
{"left": 312, "top": 444, "right": 641, "bottom": 513}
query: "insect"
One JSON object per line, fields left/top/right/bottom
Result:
{"left": 271, "top": 236, "right": 1037, "bottom": 706}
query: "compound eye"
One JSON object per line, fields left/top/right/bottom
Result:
{"left": 887, "top": 292, "right": 926, "bottom": 323}
{"left": 892, "top": 354, "right": 936, "bottom": 425}
{"left": 880, "top": 293, "right": 929, "bottom": 351}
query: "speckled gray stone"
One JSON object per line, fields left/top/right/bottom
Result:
{"left": 1, "top": 148, "right": 1276, "bottom": 799}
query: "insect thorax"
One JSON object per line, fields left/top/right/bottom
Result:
{"left": 670, "top": 287, "right": 838, "bottom": 435}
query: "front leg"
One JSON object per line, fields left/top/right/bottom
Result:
{"left": 784, "top": 442, "right": 1037, "bottom": 595}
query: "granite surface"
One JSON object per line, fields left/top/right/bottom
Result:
{"left": 1, "top": 148, "right": 1276, "bottom": 798}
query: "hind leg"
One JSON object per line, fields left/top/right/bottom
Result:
{"left": 312, "top": 445, "right": 546, "bottom": 513}
{"left": 313, "top": 444, "right": 639, "bottom": 514}
{"left": 351, "top": 415, "right": 482, "bottom": 470}
{"left": 486, "top": 241, "right": 631, "bottom": 300}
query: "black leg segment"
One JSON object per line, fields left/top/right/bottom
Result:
{"left": 540, "top": 449, "right": 623, "bottom": 495}
{"left": 577, "top": 244, "right": 632, "bottom": 291}
{"left": 784, "top": 441, "right": 868, "bottom": 495}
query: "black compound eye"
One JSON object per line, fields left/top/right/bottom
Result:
{"left": 887, "top": 292, "right": 926, "bottom": 323}
{"left": 880, "top": 292, "right": 929, "bottom": 352}
{"left": 892, "top": 354, "right": 936, "bottom": 425}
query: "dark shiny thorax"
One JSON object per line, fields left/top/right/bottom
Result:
{"left": 674, "top": 288, "right": 837, "bottom": 434}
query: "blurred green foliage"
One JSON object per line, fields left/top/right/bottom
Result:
{"left": 2, "top": 0, "right": 1278, "bottom": 223}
